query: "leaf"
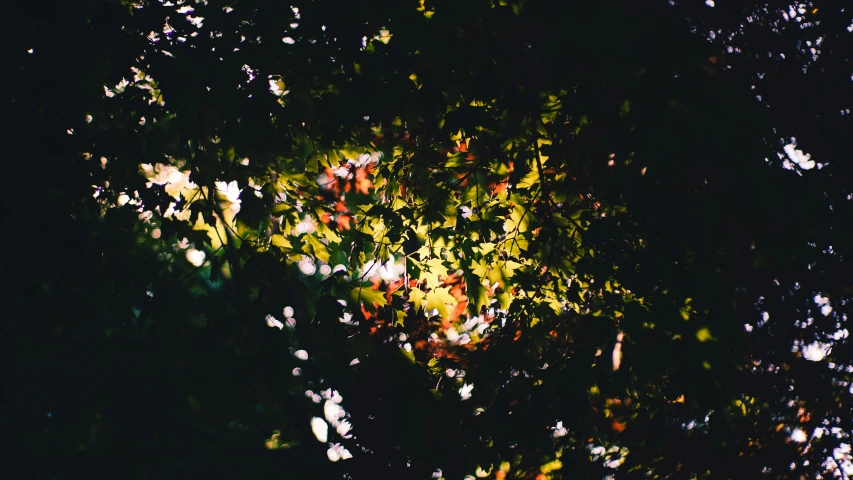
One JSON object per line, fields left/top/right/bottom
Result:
{"left": 271, "top": 234, "right": 292, "bottom": 250}
{"left": 474, "top": 242, "right": 496, "bottom": 255}
{"left": 488, "top": 260, "right": 523, "bottom": 288}
{"left": 272, "top": 202, "right": 293, "bottom": 215}
{"left": 304, "top": 235, "right": 330, "bottom": 263}
{"left": 350, "top": 286, "right": 387, "bottom": 313}
{"left": 408, "top": 287, "right": 426, "bottom": 312}
{"left": 419, "top": 258, "right": 449, "bottom": 288}
{"left": 294, "top": 133, "right": 314, "bottom": 160}
{"left": 425, "top": 287, "right": 457, "bottom": 319}
{"left": 471, "top": 259, "right": 489, "bottom": 278}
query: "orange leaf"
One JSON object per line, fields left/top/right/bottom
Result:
{"left": 337, "top": 214, "right": 353, "bottom": 231}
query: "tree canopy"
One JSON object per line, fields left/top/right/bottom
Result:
{"left": 8, "top": 0, "right": 853, "bottom": 479}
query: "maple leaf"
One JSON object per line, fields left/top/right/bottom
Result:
{"left": 350, "top": 286, "right": 388, "bottom": 314}
{"left": 425, "top": 287, "right": 457, "bottom": 319}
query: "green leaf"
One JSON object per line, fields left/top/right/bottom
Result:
{"left": 350, "top": 286, "right": 388, "bottom": 313}
{"left": 305, "top": 235, "right": 330, "bottom": 263}
{"left": 294, "top": 133, "right": 314, "bottom": 160}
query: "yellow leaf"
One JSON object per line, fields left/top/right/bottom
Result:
{"left": 471, "top": 259, "right": 489, "bottom": 278}
{"left": 475, "top": 242, "right": 496, "bottom": 255}
{"left": 420, "top": 258, "right": 449, "bottom": 288}
{"left": 271, "top": 234, "right": 292, "bottom": 250}
{"left": 408, "top": 287, "right": 426, "bottom": 312}
{"left": 540, "top": 459, "right": 562, "bottom": 474}
{"left": 425, "top": 287, "right": 457, "bottom": 319}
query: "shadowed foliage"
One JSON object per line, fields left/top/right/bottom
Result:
{"left": 8, "top": 1, "right": 853, "bottom": 478}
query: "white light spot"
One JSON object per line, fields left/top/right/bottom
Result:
{"left": 612, "top": 331, "right": 624, "bottom": 371}
{"left": 311, "top": 417, "right": 328, "bottom": 442}
{"left": 266, "top": 315, "right": 284, "bottom": 329}
{"left": 327, "top": 443, "right": 352, "bottom": 462}
{"left": 324, "top": 400, "right": 345, "bottom": 423}
{"left": 186, "top": 248, "right": 206, "bottom": 267}
{"left": 336, "top": 419, "right": 352, "bottom": 437}
{"left": 298, "top": 258, "right": 317, "bottom": 275}
{"left": 459, "top": 383, "right": 474, "bottom": 401}
{"left": 294, "top": 349, "right": 309, "bottom": 361}
{"left": 784, "top": 143, "right": 815, "bottom": 170}
{"left": 802, "top": 342, "right": 831, "bottom": 362}
{"left": 446, "top": 328, "right": 460, "bottom": 342}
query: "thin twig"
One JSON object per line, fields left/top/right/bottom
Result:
{"left": 532, "top": 131, "right": 552, "bottom": 212}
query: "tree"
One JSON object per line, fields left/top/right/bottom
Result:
{"left": 8, "top": 0, "right": 852, "bottom": 478}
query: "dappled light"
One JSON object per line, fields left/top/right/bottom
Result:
{"left": 9, "top": 0, "right": 853, "bottom": 478}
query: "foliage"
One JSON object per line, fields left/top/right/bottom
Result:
{"left": 8, "top": 0, "right": 853, "bottom": 478}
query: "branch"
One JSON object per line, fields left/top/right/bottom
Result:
{"left": 532, "top": 130, "right": 552, "bottom": 213}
